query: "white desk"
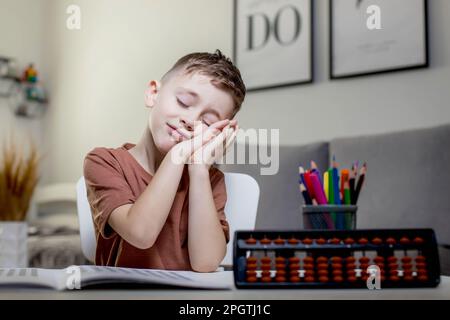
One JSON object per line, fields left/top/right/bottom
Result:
{"left": 0, "top": 274, "right": 449, "bottom": 300}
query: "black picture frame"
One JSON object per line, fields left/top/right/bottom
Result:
{"left": 329, "top": 0, "right": 429, "bottom": 80}
{"left": 233, "top": 0, "right": 314, "bottom": 92}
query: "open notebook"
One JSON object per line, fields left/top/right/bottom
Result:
{"left": 0, "top": 265, "right": 232, "bottom": 290}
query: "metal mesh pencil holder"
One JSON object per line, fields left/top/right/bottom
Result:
{"left": 302, "top": 205, "right": 357, "bottom": 230}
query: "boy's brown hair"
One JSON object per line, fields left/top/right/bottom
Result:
{"left": 162, "top": 49, "right": 246, "bottom": 116}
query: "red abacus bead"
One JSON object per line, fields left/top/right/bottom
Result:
{"left": 416, "top": 262, "right": 427, "bottom": 269}
{"left": 275, "top": 257, "right": 286, "bottom": 264}
{"left": 290, "top": 270, "right": 299, "bottom": 276}
{"left": 415, "top": 256, "right": 426, "bottom": 263}
{"left": 260, "top": 237, "right": 272, "bottom": 245}
{"left": 319, "top": 276, "right": 329, "bottom": 283}
{"left": 262, "top": 270, "right": 271, "bottom": 277}
{"left": 386, "top": 237, "right": 396, "bottom": 245}
{"left": 261, "top": 264, "right": 271, "bottom": 271}
{"left": 246, "top": 270, "right": 257, "bottom": 276}
{"left": 318, "top": 270, "right": 328, "bottom": 276}
{"left": 380, "top": 276, "right": 386, "bottom": 282}
{"left": 274, "top": 237, "right": 285, "bottom": 245}
{"left": 418, "top": 275, "right": 428, "bottom": 282}
{"left": 261, "top": 277, "right": 272, "bottom": 282}
{"left": 331, "top": 257, "right": 343, "bottom": 263}
{"left": 372, "top": 237, "right": 383, "bottom": 245}
{"left": 332, "top": 269, "right": 343, "bottom": 276}
{"left": 261, "top": 256, "right": 272, "bottom": 264}
{"left": 401, "top": 256, "right": 412, "bottom": 263}
{"left": 417, "top": 269, "right": 428, "bottom": 276}
{"left": 302, "top": 238, "right": 313, "bottom": 245}
{"left": 387, "top": 256, "right": 397, "bottom": 263}
{"left": 388, "top": 263, "right": 399, "bottom": 270}
{"left": 276, "top": 270, "right": 286, "bottom": 276}
{"left": 348, "top": 276, "right": 357, "bottom": 282}
{"left": 333, "top": 276, "right": 344, "bottom": 283}
{"left": 390, "top": 276, "right": 400, "bottom": 282}
{"left": 275, "top": 263, "right": 286, "bottom": 270}
{"left": 247, "top": 276, "right": 258, "bottom": 283}
{"left": 375, "top": 263, "right": 385, "bottom": 269}
{"left": 347, "top": 263, "right": 357, "bottom": 270}
{"left": 347, "top": 270, "right": 356, "bottom": 276}
{"left": 289, "top": 257, "right": 300, "bottom": 264}
{"left": 303, "top": 263, "right": 314, "bottom": 270}
{"left": 316, "top": 238, "right": 327, "bottom": 245}
{"left": 331, "top": 263, "right": 343, "bottom": 270}
{"left": 290, "top": 276, "right": 301, "bottom": 283}
{"left": 317, "top": 263, "right": 329, "bottom": 270}
{"left": 316, "top": 256, "right": 328, "bottom": 264}
{"left": 413, "top": 237, "right": 424, "bottom": 245}
{"left": 275, "top": 276, "right": 286, "bottom": 282}
{"left": 400, "top": 237, "right": 410, "bottom": 245}
{"left": 358, "top": 238, "right": 369, "bottom": 245}
{"left": 402, "top": 263, "right": 413, "bottom": 270}
{"left": 289, "top": 263, "right": 300, "bottom": 270}
{"left": 247, "top": 256, "right": 257, "bottom": 263}
{"left": 344, "top": 237, "right": 355, "bottom": 245}
{"left": 304, "top": 270, "right": 315, "bottom": 277}
{"left": 330, "top": 238, "right": 341, "bottom": 245}
{"left": 246, "top": 263, "right": 257, "bottom": 270}
{"left": 374, "top": 256, "right": 385, "bottom": 264}
{"left": 404, "top": 276, "right": 414, "bottom": 282}
{"left": 361, "top": 275, "right": 369, "bottom": 282}
{"left": 403, "top": 270, "right": 413, "bottom": 277}
{"left": 305, "top": 276, "right": 315, "bottom": 282}
{"left": 360, "top": 264, "right": 369, "bottom": 271}
{"left": 389, "top": 270, "right": 399, "bottom": 276}
{"left": 303, "top": 256, "right": 314, "bottom": 264}
{"left": 288, "top": 237, "right": 300, "bottom": 245}
{"left": 246, "top": 237, "right": 257, "bottom": 245}
{"left": 346, "top": 256, "right": 356, "bottom": 263}
{"left": 359, "top": 257, "right": 370, "bottom": 264}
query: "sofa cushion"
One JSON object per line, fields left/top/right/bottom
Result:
{"left": 219, "top": 142, "right": 329, "bottom": 229}
{"left": 330, "top": 124, "right": 450, "bottom": 245}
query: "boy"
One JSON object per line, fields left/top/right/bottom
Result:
{"left": 83, "top": 50, "right": 246, "bottom": 272}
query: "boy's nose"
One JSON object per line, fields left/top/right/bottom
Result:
{"left": 180, "top": 119, "right": 194, "bottom": 131}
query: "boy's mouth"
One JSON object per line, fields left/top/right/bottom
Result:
{"left": 166, "top": 123, "right": 189, "bottom": 140}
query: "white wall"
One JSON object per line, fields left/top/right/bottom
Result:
{"left": 35, "top": 0, "right": 450, "bottom": 183}
{"left": 0, "top": 0, "right": 48, "bottom": 182}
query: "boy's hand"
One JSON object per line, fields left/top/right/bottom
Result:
{"left": 188, "top": 122, "right": 238, "bottom": 173}
{"left": 169, "top": 119, "right": 234, "bottom": 165}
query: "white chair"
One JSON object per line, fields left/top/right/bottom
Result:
{"left": 76, "top": 172, "right": 259, "bottom": 266}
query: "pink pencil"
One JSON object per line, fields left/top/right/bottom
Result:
{"left": 309, "top": 173, "right": 334, "bottom": 229}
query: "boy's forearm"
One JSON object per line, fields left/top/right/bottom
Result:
{"left": 127, "top": 148, "right": 185, "bottom": 246}
{"left": 188, "top": 169, "right": 227, "bottom": 272}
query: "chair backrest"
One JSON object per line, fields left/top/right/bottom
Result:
{"left": 222, "top": 172, "right": 259, "bottom": 266}
{"left": 76, "top": 172, "right": 259, "bottom": 266}
{"left": 76, "top": 177, "right": 96, "bottom": 263}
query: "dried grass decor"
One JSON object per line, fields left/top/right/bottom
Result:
{"left": 0, "top": 138, "right": 40, "bottom": 221}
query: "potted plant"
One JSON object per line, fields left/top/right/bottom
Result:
{"left": 0, "top": 139, "right": 39, "bottom": 267}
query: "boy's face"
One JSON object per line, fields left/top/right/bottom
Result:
{"left": 145, "top": 71, "right": 236, "bottom": 154}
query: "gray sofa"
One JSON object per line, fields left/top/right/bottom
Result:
{"left": 219, "top": 123, "right": 450, "bottom": 275}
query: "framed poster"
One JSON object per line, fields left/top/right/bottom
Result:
{"left": 330, "top": 0, "right": 428, "bottom": 79}
{"left": 233, "top": 0, "right": 313, "bottom": 91}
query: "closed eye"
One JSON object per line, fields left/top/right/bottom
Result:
{"left": 202, "top": 120, "right": 211, "bottom": 127}
{"left": 176, "top": 98, "right": 189, "bottom": 108}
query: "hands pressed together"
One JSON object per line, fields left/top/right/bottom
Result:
{"left": 170, "top": 119, "right": 238, "bottom": 173}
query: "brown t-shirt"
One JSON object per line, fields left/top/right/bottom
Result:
{"left": 83, "top": 142, "right": 229, "bottom": 270}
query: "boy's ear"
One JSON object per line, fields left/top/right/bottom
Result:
{"left": 144, "top": 80, "right": 161, "bottom": 108}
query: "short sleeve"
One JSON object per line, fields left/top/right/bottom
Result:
{"left": 210, "top": 168, "right": 230, "bottom": 244}
{"left": 83, "top": 148, "right": 136, "bottom": 239}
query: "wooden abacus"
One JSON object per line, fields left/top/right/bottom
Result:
{"left": 233, "top": 229, "right": 440, "bottom": 289}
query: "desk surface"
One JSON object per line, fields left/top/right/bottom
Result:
{"left": 0, "top": 274, "right": 449, "bottom": 300}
